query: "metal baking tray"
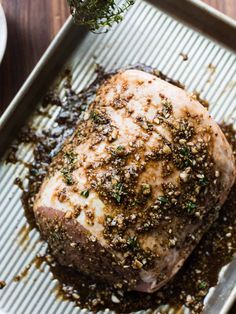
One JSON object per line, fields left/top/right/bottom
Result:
{"left": 0, "top": 0, "right": 235, "bottom": 313}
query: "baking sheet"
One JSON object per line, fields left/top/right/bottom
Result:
{"left": 0, "top": 0, "right": 236, "bottom": 313}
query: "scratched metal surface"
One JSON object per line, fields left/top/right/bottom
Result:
{"left": 0, "top": 1, "right": 235, "bottom": 314}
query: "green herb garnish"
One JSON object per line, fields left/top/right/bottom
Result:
{"left": 112, "top": 182, "right": 124, "bottom": 203}
{"left": 178, "top": 146, "right": 192, "bottom": 167}
{"left": 111, "top": 145, "right": 126, "bottom": 157}
{"left": 50, "top": 231, "right": 63, "bottom": 242}
{"left": 186, "top": 201, "right": 197, "bottom": 213}
{"left": 67, "top": 0, "right": 135, "bottom": 32}
{"left": 61, "top": 168, "right": 74, "bottom": 185}
{"left": 157, "top": 196, "right": 169, "bottom": 205}
{"left": 64, "top": 151, "right": 77, "bottom": 164}
{"left": 90, "top": 111, "right": 107, "bottom": 124}
{"left": 199, "top": 177, "right": 208, "bottom": 186}
{"left": 61, "top": 150, "right": 77, "bottom": 185}
{"left": 179, "top": 147, "right": 190, "bottom": 156}
{"left": 127, "top": 236, "right": 138, "bottom": 249}
{"left": 162, "top": 98, "right": 173, "bottom": 118}
{"left": 81, "top": 189, "right": 90, "bottom": 198}
{"left": 199, "top": 281, "right": 207, "bottom": 290}
{"left": 116, "top": 145, "right": 124, "bottom": 152}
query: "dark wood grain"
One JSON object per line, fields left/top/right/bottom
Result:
{"left": 0, "top": 0, "right": 69, "bottom": 115}
{"left": 202, "top": 0, "right": 236, "bottom": 18}
{"left": 0, "top": 0, "right": 235, "bottom": 114}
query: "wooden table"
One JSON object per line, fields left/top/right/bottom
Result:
{"left": 0, "top": 0, "right": 236, "bottom": 115}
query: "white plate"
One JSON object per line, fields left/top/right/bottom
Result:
{"left": 0, "top": 3, "right": 7, "bottom": 63}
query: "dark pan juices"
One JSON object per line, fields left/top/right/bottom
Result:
{"left": 8, "top": 65, "right": 236, "bottom": 313}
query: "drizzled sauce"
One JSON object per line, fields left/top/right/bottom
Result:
{"left": 17, "top": 225, "right": 30, "bottom": 248}
{"left": 13, "top": 255, "right": 45, "bottom": 282}
{"left": 8, "top": 65, "right": 236, "bottom": 313}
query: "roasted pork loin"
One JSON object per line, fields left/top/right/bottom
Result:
{"left": 34, "top": 69, "right": 235, "bottom": 292}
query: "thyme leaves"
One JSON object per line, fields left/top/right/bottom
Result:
{"left": 68, "top": 0, "right": 135, "bottom": 32}
{"left": 61, "top": 151, "right": 77, "bottom": 185}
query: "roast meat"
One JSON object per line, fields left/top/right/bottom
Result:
{"left": 34, "top": 69, "right": 235, "bottom": 292}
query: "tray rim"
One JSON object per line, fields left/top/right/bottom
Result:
{"left": 164, "top": 0, "right": 236, "bottom": 27}
{"left": 0, "top": 16, "right": 73, "bottom": 132}
{"left": 148, "top": 0, "right": 236, "bottom": 53}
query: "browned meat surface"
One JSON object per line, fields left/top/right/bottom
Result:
{"left": 34, "top": 69, "right": 235, "bottom": 292}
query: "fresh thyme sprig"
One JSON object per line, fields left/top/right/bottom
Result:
{"left": 67, "top": 0, "right": 135, "bottom": 32}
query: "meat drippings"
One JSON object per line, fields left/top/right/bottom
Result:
{"left": 8, "top": 65, "right": 236, "bottom": 313}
